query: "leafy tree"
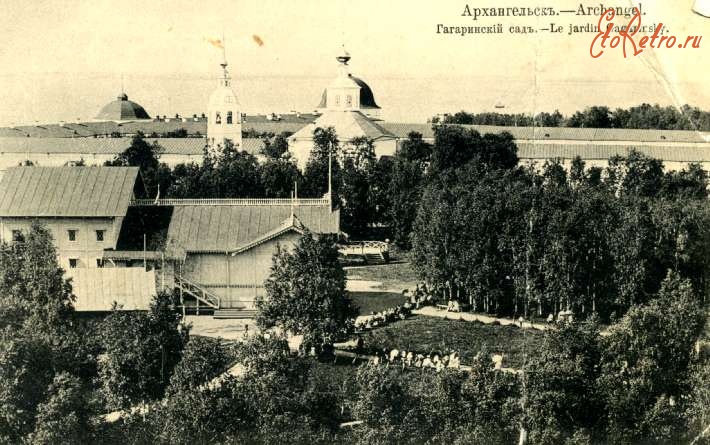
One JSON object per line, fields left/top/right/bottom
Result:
{"left": 29, "top": 372, "right": 90, "bottom": 445}
{"left": 255, "top": 233, "right": 356, "bottom": 349}
{"left": 0, "top": 329, "right": 54, "bottom": 443}
{"left": 340, "top": 138, "right": 377, "bottom": 235}
{"left": 387, "top": 133, "right": 429, "bottom": 248}
{"left": 259, "top": 157, "right": 301, "bottom": 198}
{"left": 686, "top": 358, "right": 710, "bottom": 443}
{"left": 524, "top": 320, "right": 603, "bottom": 444}
{"left": 106, "top": 132, "right": 166, "bottom": 196}
{"left": 98, "top": 292, "right": 188, "bottom": 410}
{"left": 302, "top": 127, "right": 342, "bottom": 201}
{"left": 398, "top": 131, "right": 432, "bottom": 163}
{"left": 567, "top": 106, "right": 612, "bottom": 128}
{"left": 107, "top": 132, "right": 161, "bottom": 171}
{"left": 0, "top": 221, "right": 74, "bottom": 334}
{"left": 261, "top": 132, "right": 291, "bottom": 159}
{"left": 434, "top": 103, "right": 710, "bottom": 130}
{"left": 598, "top": 271, "right": 706, "bottom": 443}
{"left": 535, "top": 110, "right": 564, "bottom": 127}
{"left": 211, "top": 140, "right": 264, "bottom": 197}
{"left": 167, "top": 336, "right": 233, "bottom": 395}
{"left": 429, "top": 125, "right": 517, "bottom": 173}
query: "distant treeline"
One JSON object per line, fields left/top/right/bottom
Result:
{"left": 435, "top": 103, "right": 710, "bottom": 131}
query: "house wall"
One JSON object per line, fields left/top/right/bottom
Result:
{"left": 0, "top": 152, "right": 203, "bottom": 175}
{"left": 181, "top": 231, "right": 301, "bottom": 309}
{"left": 517, "top": 158, "right": 710, "bottom": 172}
{"left": 0, "top": 216, "right": 121, "bottom": 270}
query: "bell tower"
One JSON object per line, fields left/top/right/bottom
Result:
{"left": 207, "top": 40, "right": 242, "bottom": 154}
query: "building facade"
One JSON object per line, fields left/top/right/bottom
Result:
{"left": 0, "top": 166, "right": 141, "bottom": 270}
{"left": 0, "top": 166, "right": 340, "bottom": 313}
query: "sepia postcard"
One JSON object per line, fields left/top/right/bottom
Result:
{"left": 0, "top": 1, "right": 708, "bottom": 444}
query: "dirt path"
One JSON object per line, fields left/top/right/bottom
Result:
{"left": 413, "top": 306, "right": 552, "bottom": 331}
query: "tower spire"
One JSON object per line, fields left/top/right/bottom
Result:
{"left": 336, "top": 44, "right": 351, "bottom": 66}
{"left": 219, "top": 33, "right": 230, "bottom": 87}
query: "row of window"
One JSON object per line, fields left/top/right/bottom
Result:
{"left": 11, "top": 229, "right": 105, "bottom": 242}
{"left": 68, "top": 229, "right": 105, "bottom": 242}
{"left": 68, "top": 258, "right": 104, "bottom": 268}
{"left": 214, "top": 111, "right": 235, "bottom": 125}
{"left": 334, "top": 94, "right": 354, "bottom": 107}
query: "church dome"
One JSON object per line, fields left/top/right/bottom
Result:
{"left": 317, "top": 74, "right": 380, "bottom": 110}
{"left": 95, "top": 93, "right": 150, "bottom": 121}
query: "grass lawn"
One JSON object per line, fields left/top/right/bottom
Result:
{"left": 345, "top": 261, "right": 419, "bottom": 291}
{"left": 360, "top": 315, "right": 545, "bottom": 369}
{"left": 350, "top": 291, "right": 407, "bottom": 315}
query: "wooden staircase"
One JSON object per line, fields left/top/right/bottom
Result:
{"left": 213, "top": 309, "right": 258, "bottom": 319}
{"left": 339, "top": 241, "right": 390, "bottom": 265}
{"left": 175, "top": 275, "right": 220, "bottom": 312}
{"left": 364, "top": 252, "right": 389, "bottom": 265}
{"left": 174, "top": 275, "right": 259, "bottom": 319}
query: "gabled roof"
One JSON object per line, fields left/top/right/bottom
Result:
{"left": 165, "top": 204, "right": 339, "bottom": 254}
{"left": 0, "top": 166, "right": 140, "bottom": 217}
{"left": 230, "top": 214, "right": 306, "bottom": 255}
{"left": 290, "top": 111, "right": 395, "bottom": 141}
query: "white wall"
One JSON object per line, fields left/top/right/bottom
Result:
{"left": 0, "top": 216, "right": 121, "bottom": 270}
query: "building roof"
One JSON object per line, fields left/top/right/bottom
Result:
{"left": 96, "top": 93, "right": 151, "bottom": 121}
{"left": 67, "top": 268, "right": 156, "bottom": 311}
{"left": 290, "top": 111, "right": 395, "bottom": 141}
{"left": 0, "top": 137, "right": 265, "bottom": 157}
{"left": 517, "top": 142, "right": 710, "bottom": 163}
{"left": 0, "top": 166, "right": 140, "bottom": 217}
{"left": 165, "top": 204, "right": 339, "bottom": 254}
{"left": 0, "top": 115, "right": 314, "bottom": 139}
{"left": 382, "top": 123, "right": 709, "bottom": 143}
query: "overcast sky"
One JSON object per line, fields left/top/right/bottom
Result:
{"left": 0, "top": 0, "right": 707, "bottom": 125}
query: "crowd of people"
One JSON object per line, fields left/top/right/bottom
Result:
{"left": 371, "top": 348, "right": 461, "bottom": 371}
{"left": 355, "top": 304, "right": 412, "bottom": 331}
{"left": 404, "top": 284, "right": 435, "bottom": 309}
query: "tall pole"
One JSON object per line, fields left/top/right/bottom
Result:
{"left": 328, "top": 149, "right": 333, "bottom": 206}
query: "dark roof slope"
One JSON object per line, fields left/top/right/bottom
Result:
{"left": 96, "top": 94, "right": 151, "bottom": 121}
{"left": 0, "top": 166, "right": 139, "bottom": 217}
{"left": 166, "top": 205, "right": 339, "bottom": 253}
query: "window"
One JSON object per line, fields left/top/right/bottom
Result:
{"left": 215, "top": 112, "right": 222, "bottom": 124}
{"left": 96, "top": 230, "right": 105, "bottom": 242}
{"left": 68, "top": 229, "right": 77, "bottom": 241}
{"left": 96, "top": 258, "right": 104, "bottom": 268}
{"left": 69, "top": 259, "right": 78, "bottom": 268}
{"left": 346, "top": 95, "right": 353, "bottom": 107}
{"left": 11, "top": 230, "right": 22, "bottom": 242}
{"left": 227, "top": 111, "right": 233, "bottom": 124}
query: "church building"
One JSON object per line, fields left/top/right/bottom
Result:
{"left": 288, "top": 49, "right": 398, "bottom": 169}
